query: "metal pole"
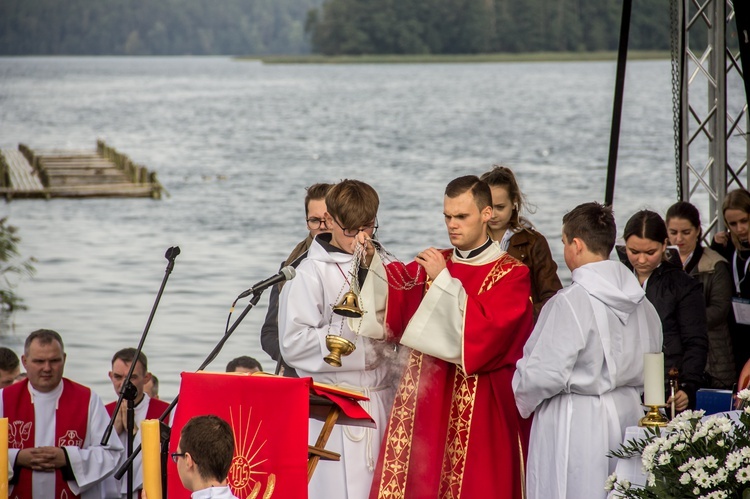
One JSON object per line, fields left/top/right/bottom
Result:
{"left": 604, "top": 0, "right": 633, "bottom": 206}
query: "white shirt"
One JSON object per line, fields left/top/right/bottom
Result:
{"left": 191, "top": 485, "right": 240, "bottom": 499}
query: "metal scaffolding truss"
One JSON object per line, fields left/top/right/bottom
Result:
{"left": 680, "top": 0, "right": 748, "bottom": 236}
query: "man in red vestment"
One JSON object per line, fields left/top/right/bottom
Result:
{"left": 104, "top": 348, "right": 171, "bottom": 498}
{"left": 0, "top": 329, "right": 123, "bottom": 499}
{"left": 360, "top": 175, "right": 534, "bottom": 498}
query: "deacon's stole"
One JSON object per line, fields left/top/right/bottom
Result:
{"left": 371, "top": 252, "right": 534, "bottom": 499}
{"left": 4, "top": 378, "right": 90, "bottom": 499}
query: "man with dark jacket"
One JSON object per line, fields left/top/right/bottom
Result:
{"left": 260, "top": 182, "right": 332, "bottom": 376}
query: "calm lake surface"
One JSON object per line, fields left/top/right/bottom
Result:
{"left": 0, "top": 56, "right": 680, "bottom": 400}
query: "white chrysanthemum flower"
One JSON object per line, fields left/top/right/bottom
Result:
{"left": 691, "top": 467, "right": 709, "bottom": 484}
{"left": 712, "top": 467, "right": 728, "bottom": 485}
{"left": 695, "top": 473, "right": 711, "bottom": 488}
{"left": 736, "top": 465, "right": 750, "bottom": 483}
{"left": 647, "top": 472, "right": 656, "bottom": 487}
{"left": 679, "top": 472, "right": 691, "bottom": 484}
{"left": 604, "top": 472, "right": 617, "bottom": 491}
{"left": 704, "top": 455, "right": 719, "bottom": 469}
{"left": 658, "top": 452, "right": 672, "bottom": 466}
{"left": 727, "top": 451, "right": 743, "bottom": 471}
{"left": 737, "top": 388, "right": 750, "bottom": 401}
{"left": 741, "top": 447, "right": 750, "bottom": 459}
{"left": 674, "top": 442, "right": 686, "bottom": 451}
{"left": 693, "top": 486, "right": 701, "bottom": 495}
{"left": 679, "top": 457, "right": 698, "bottom": 472}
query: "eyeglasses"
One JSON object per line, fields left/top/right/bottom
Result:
{"left": 306, "top": 217, "right": 328, "bottom": 230}
{"left": 333, "top": 218, "right": 378, "bottom": 238}
{"left": 171, "top": 452, "right": 187, "bottom": 464}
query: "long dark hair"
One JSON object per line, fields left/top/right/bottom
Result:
{"left": 623, "top": 210, "right": 668, "bottom": 244}
{"left": 665, "top": 201, "right": 703, "bottom": 241}
{"left": 479, "top": 165, "right": 532, "bottom": 230}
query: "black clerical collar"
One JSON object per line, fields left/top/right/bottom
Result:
{"left": 455, "top": 238, "right": 493, "bottom": 259}
{"left": 316, "top": 232, "right": 349, "bottom": 255}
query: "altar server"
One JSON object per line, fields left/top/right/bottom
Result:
{"left": 513, "top": 202, "right": 663, "bottom": 499}
{"left": 279, "top": 179, "right": 396, "bottom": 499}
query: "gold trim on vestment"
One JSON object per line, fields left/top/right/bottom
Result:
{"left": 375, "top": 350, "right": 424, "bottom": 498}
{"left": 438, "top": 365, "right": 478, "bottom": 498}
{"left": 479, "top": 253, "right": 524, "bottom": 294}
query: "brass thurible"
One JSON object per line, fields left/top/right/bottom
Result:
{"left": 332, "top": 290, "right": 364, "bottom": 318}
{"left": 324, "top": 335, "right": 356, "bottom": 367}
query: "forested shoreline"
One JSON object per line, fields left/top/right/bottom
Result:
{"left": 1, "top": 0, "right": 672, "bottom": 56}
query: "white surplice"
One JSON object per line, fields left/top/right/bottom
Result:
{"left": 513, "top": 260, "right": 663, "bottom": 499}
{"left": 0, "top": 381, "right": 124, "bottom": 499}
{"left": 279, "top": 236, "right": 397, "bottom": 499}
{"left": 101, "top": 394, "right": 174, "bottom": 498}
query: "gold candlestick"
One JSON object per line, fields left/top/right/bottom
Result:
{"left": 639, "top": 405, "right": 668, "bottom": 427}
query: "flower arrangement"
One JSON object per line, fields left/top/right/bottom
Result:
{"left": 606, "top": 389, "right": 750, "bottom": 499}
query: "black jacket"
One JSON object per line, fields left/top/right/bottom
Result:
{"left": 618, "top": 249, "right": 709, "bottom": 406}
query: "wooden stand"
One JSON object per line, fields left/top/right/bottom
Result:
{"left": 307, "top": 395, "right": 344, "bottom": 482}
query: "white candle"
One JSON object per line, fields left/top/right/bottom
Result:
{"left": 643, "top": 352, "right": 665, "bottom": 406}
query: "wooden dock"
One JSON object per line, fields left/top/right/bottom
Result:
{"left": 0, "top": 140, "right": 164, "bottom": 200}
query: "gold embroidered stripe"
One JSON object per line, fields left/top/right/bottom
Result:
{"left": 375, "top": 351, "right": 423, "bottom": 498}
{"left": 438, "top": 366, "right": 478, "bottom": 498}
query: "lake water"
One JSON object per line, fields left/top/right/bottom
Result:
{"left": 0, "top": 56, "right": 681, "bottom": 400}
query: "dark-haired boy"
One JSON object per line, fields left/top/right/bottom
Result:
{"left": 0, "top": 347, "right": 21, "bottom": 388}
{"left": 279, "top": 179, "right": 395, "bottom": 499}
{"left": 513, "top": 202, "right": 663, "bottom": 499}
{"left": 173, "top": 415, "right": 239, "bottom": 498}
{"left": 225, "top": 356, "right": 262, "bottom": 373}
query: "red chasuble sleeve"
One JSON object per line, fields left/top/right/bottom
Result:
{"left": 383, "top": 260, "right": 425, "bottom": 342}
{"left": 461, "top": 261, "right": 533, "bottom": 375}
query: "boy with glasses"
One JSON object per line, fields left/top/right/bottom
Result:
{"left": 279, "top": 179, "right": 395, "bottom": 499}
{"left": 172, "top": 415, "right": 239, "bottom": 498}
{"left": 260, "top": 182, "right": 333, "bottom": 377}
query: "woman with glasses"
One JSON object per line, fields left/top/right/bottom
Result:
{"left": 260, "top": 182, "right": 332, "bottom": 377}
{"left": 278, "top": 179, "right": 395, "bottom": 499}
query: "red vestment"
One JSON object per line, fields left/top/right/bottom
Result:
{"left": 4, "top": 378, "right": 90, "bottom": 499}
{"left": 370, "top": 250, "right": 534, "bottom": 499}
{"left": 105, "top": 397, "right": 170, "bottom": 421}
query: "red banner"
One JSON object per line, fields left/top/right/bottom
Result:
{"left": 167, "top": 372, "right": 310, "bottom": 499}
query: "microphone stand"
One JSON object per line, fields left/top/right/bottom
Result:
{"left": 114, "top": 291, "right": 265, "bottom": 498}
{"left": 102, "top": 246, "right": 180, "bottom": 498}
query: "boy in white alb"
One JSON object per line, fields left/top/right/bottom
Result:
{"left": 513, "top": 202, "right": 663, "bottom": 499}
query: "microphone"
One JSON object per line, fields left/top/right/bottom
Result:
{"left": 237, "top": 266, "right": 296, "bottom": 299}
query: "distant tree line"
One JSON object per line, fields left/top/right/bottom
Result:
{"left": 0, "top": 0, "right": 676, "bottom": 56}
{"left": 305, "top": 0, "right": 673, "bottom": 55}
{"left": 0, "top": 0, "right": 323, "bottom": 55}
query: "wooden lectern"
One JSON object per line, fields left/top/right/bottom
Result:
{"left": 306, "top": 382, "right": 375, "bottom": 482}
